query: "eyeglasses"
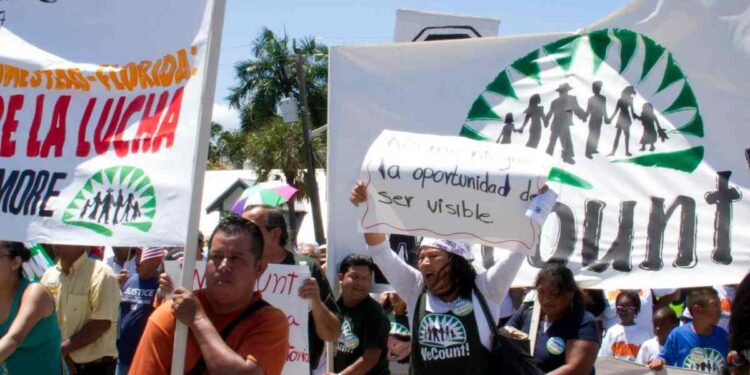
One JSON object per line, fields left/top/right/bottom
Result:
{"left": 616, "top": 306, "right": 637, "bottom": 313}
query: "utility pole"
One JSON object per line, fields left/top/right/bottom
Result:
{"left": 294, "top": 41, "right": 326, "bottom": 245}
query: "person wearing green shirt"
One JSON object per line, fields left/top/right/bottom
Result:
{"left": 0, "top": 241, "right": 61, "bottom": 375}
{"left": 330, "top": 254, "right": 390, "bottom": 375}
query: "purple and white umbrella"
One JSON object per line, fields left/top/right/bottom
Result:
{"left": 230, "top": 181, "right": 298, "bottom": 215}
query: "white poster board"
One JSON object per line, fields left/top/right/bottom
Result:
{"left": 359, "top": 130, "right": 554, "bottom": 253}
{"left": 0, "top": 0, "right": 217, "bottom": 247}
{"left": 164, "top": 261, "right": 311, "bottom": 375}
{"left": 328, "top": 0, "right": 750, "bottom": 289}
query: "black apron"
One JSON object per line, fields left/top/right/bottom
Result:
{"left": 410, "top": 289, "right": 490, "bottom": 375}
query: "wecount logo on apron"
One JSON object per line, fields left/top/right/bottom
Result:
{"left": 418, "top": 314, "right": 471, "bottom": 361}
{"left": 418, "top": 314, "right": 467, "bottom": 348}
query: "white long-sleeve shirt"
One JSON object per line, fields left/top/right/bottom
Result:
{"left": 635, "top": 336, "right": 662, "bottom": 365}
{"left": 368, "top": 240, "right": 525, "bottom": 350}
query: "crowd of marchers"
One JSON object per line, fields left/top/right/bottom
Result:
{"left": 0, "top": 183, "right": 748, "bottom": 375}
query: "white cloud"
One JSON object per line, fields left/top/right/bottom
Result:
{"left": 211, "top": 102, "right": 241, "bottom": 130}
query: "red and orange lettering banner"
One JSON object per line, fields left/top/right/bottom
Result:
{"left": 0, "top": 0, "right": 217, "bottom": 246}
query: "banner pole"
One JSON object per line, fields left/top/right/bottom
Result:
{"left": 170, "top": 0, "right": 226, "bottom": 374}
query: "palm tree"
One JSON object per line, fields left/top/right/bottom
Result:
{"left": 227, "top": 27, "right": 328, "bottom": 132}
{"left": 243, "top": 118, "right": 326, "bottom": 239}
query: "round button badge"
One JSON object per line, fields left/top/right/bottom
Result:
{"left": 546, "top": 337, "right": 566, "bottom": 355}
{"left": 451, "top": 298, "right": 474, "bottom": 317}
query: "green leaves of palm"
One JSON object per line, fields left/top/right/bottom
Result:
{"left": 244, "top": 118, "right": 325, "bottom": 203}
{"left": 227, "top": 27, "right": 328, "bottom": 132}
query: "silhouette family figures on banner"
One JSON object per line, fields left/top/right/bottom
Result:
{"left": 499, "top": 82, "right": 668, "bottom": 164}
{"left": 79, "top": 189, "right": 142, "bottom": 225}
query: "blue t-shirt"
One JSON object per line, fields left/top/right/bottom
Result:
{"left": 659, "top": 323, "right": 728, "bottom": 373}
{"left": 117, "top": 274, "right": 158, "bottom": 365}
{"left": 506, "top": 304, "right": 600, "bottom": 374}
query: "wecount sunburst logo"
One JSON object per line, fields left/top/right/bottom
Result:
{"left": 683, "top": 347, "right": 725, "bottom": 373}
{"left": 390, "top": 322, "right": 410, "bottom": 335}
{"left": 418, "top": 314, "right": 467, "bottom": 349}
{"left": 62, "top": 166, "right": 156, "bottom": 237}
{"left": 460, "top": 28, "right": 704, "bottom": 188}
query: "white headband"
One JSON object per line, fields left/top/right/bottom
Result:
{"left": 420, "top": 237, "right": 473, "bottom": 261}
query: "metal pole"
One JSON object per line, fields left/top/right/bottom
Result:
{"left": 294, "top": 44, "right": 326, "bottom": 245}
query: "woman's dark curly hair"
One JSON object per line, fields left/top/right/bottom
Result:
{"left": 432, "top": 252, "right": 476, "bottom": 298}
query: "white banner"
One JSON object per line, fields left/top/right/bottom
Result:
{"left": 328, "top": 0, "right": 750, "bottom": 289}
{"left": 359, "top": 130, "right": 554, "bottom": 253}
{"left": 164, "top": 262, "right": 311, "bottom": 375}
{"left": 595, "top": 357, "right": 704, "bottom": 375}
{"left": 0, "top": 0, "right": 215, "bottom": 246}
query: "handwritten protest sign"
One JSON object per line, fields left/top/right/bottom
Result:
{"left": 0, "top": 0, "right": 218, "bottom": 247}
{"left": 164, "top": 261, "right": 311, "bottom": 375}
{"left": 258, "top": 264, "right": 311, "bottom": 373}
{"left": 164, "top": 260, "right": 208, "bottom": 291}
{"left": 359, "top": 130, "right": 553, "bottom": 254}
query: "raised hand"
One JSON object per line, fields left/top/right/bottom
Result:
{"left": 350, "top": 181, "right": 368, "bottom": 207}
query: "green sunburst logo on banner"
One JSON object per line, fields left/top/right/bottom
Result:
{"left": 62, "top": 166, "right": 156, "bottom": 237}
{"left": 461, "top": 28, "right": 705, "bottom": 189}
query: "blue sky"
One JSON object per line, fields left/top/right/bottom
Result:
{"left": 212, "top": 0, "right": 630, "bottom": 129}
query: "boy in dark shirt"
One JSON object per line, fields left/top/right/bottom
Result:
{"left": 331, "top": 255, "right": 390, "bottom": 375}
{"left": 116, "top": 247, "right": 164, "bottom": 375}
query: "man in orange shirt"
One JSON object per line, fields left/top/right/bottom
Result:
{"left": 130, "top": 216, "right": 289, "bottom": 375}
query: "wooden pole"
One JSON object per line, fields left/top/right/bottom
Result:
{"left": 294, "top": 44, "right": 326, "bottom": 245}
{"left": 170, "top": 0, "right": 226, "bottom": 374}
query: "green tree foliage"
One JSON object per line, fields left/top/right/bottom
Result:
{"left": 242, "top": 118, "right": 326, "bottom": 229}
{"left": 227, "top": 27, "right": 328, "bottom": 131}
{"left": 244, "top": 118, "right": 325, "bottom": 203}
{"left": 207, "top": 122, "right": 250, "bottom": 170}
{"left": 220, "top": 27, "right": 328, "bottom": 232}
